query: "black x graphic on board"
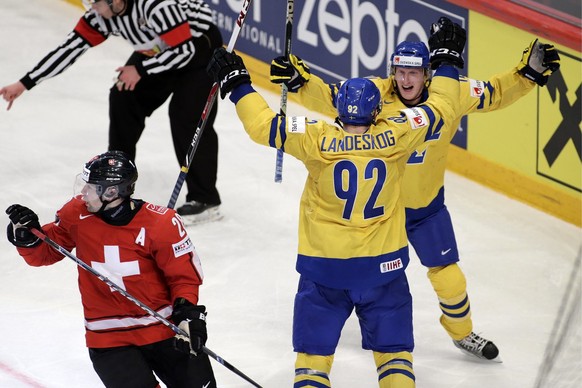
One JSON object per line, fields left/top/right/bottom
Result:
{"left": 543, "top": 72, "right": 582, "bottom": 167}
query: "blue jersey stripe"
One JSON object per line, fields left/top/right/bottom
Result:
{"left": 297, "top": 246, "right": 409, "bottom": 290}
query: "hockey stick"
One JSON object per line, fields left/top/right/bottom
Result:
{"left": 273, "top": 0, "right": 294, "bottom": 183}
{"left": 30, "top": 228, "right": 263, "bottom": 388}
{"left": 167, "top": 0, "right": 254, "bottom": 209}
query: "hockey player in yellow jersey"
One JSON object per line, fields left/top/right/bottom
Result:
{"left": 270, "top": 17, "right": 561, "bottom": 362}
{"left": 207, "top": 17, "right": 464, "bottom": 388}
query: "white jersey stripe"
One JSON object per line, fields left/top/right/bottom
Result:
{"left": 84, "top": 305, "right": 173, "bottom": 331}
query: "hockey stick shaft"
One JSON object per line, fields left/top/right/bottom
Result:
{"left": 167, "top": 0, "right": 254, "bottom": 209}
{"left": 274, "top": 0, "right": 294, "bottom": 183}
{"left": 30, "top": 228, "right": 263, "bottom": 388}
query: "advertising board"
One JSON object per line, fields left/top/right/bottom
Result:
{"left": 211, "top": 0, "right": 467, "bottom": 80}
{"left": 210, "top": 0, "right": 469, "bottom": 145}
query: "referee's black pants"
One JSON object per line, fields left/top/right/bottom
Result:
{"left": 109, "top": 26, "right": 223, "bottom": 206}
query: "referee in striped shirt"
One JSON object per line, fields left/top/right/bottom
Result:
{"left": 1, "top": 0, "right": 224, "bottom": 225}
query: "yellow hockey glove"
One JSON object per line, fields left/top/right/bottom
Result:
{"left": 517, "top": 39, "right": 560, "bottom": 86}
{"left": 270, "top": 54, "right": 311, "bottom": 92}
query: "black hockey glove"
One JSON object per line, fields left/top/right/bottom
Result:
{"left": 172, "top": 298, "right": 208, "bottom": 357}
{"left": 6, "top": 204, "right": 42, "bottom": 248}
{"left": 270, "top": 54, "right": 311, "bottom": 92}
{"left": 206, "top": 48, "right": 251, "bottom": 99}
{"left": 517, "top": 39, "right": 560, "bottom": 86}
{"left": 428, "top": 16, "right": 466, "bottom": 70}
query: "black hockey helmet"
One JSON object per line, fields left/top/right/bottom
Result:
{"left": 81, "top": 151, "right": 138, "bottom": 199}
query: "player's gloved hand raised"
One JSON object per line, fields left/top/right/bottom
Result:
{"left": 6, "top": 204, "right": 42, "bottom": 248}
{"left": 172, "top": 298, "right": 208, "bottom": 357}
{"left": 517, "top": 39, "right": 560, "bottom": 86}
{"left": 206, "top": 48, "right": 251, "bottom": 99}
{"left": 428, "top": 17, "right": 466, "bottom": 70}
{"left": 270, "top": 54, "right": 311, "bottom": 92}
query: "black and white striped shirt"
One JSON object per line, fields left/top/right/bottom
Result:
{"left": 21, "top": 0, "right": 215, "bottom": 89}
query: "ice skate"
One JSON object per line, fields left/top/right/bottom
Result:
{"left": 177, "top": 201, "right": 223, "bottom": 225}
{"left": 453, "top": 332, "right": 502, "bottom": 362}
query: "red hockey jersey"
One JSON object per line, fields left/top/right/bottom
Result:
{"left": 17, "top": 197, "right": 204, "bottom": 348}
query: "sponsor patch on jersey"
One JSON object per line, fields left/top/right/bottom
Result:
{"left": 173, "top": 236, "right": 194, "bottom": 258}
{"left": 380, "top": 258, "right": 403, "bottom": 273}
{"left": 402, "top": 107, "right": 428, "bottom": 129}
{"left": 146, "top": 203, "right": 169, "bottom": 215}
{"left": 469, "top": 79, "right": 485, "bottom": 98}
{"left": 391, "top": 55, "right": 423, "bottom": 67}
{"left": 288, "top": 116, "right": 306, "bottom": 133}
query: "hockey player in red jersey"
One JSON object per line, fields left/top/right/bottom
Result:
{"left": 6, "top": 151, "right": 216, "bottom": 388}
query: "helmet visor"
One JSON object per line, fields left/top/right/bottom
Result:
{"left": 74, "top": 173, "right": 103, "bottom": 201}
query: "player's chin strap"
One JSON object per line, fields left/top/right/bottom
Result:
{"left": 95, "top": 193, "right": 122, "bottom": 215}
{"left": 96, "top": 198, "right": 113, "bottom": 214}
{"left": 96, "top": 185, "right": 125, "bottom": 215}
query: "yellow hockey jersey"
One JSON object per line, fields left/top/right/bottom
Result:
{"left": 232, "top": 68, "right": 460, "bottom": 289}
{"left": 297, "top": 67, "right": 535, "bottom": 209}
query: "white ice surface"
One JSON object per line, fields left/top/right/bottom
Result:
{"left": 0, "top": 1, "right": 581, "bottom": 387}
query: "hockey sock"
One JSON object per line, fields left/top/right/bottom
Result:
{"left": 374, "top": 351, "right": 415, "bottom": 388}
{"left": 428, "top": 263, "right": 473, "bottom": 340}
{"left": 294, "top": 353, "right": 333, "bottom": 388}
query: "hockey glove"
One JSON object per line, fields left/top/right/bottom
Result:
{"left": 172, "top": 298, "right": 207, "bottom": 357}
{"left": 206, "top": 48, "right": 251, "bottom": 99}
{"left": 270, "top": 54, "right": 311, "bottom": 92}
{"left": 6, "top": 204, "right": 42, "bottom": 248}
{"left": 517, "top": 39, "right": 560, "bottom": 86}
{"left": 428, "top": 17, "right": 466, "bottom": 70}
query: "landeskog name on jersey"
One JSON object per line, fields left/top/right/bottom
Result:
{"left": 320, "top": 130, "right": 396, "bottom": 152}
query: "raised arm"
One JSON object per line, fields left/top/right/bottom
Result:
{"left": 207, "top": 48, "right": 283, "bottom": 148}
{"left": 458, "top": 39, "right": 561, "bottom": 115}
